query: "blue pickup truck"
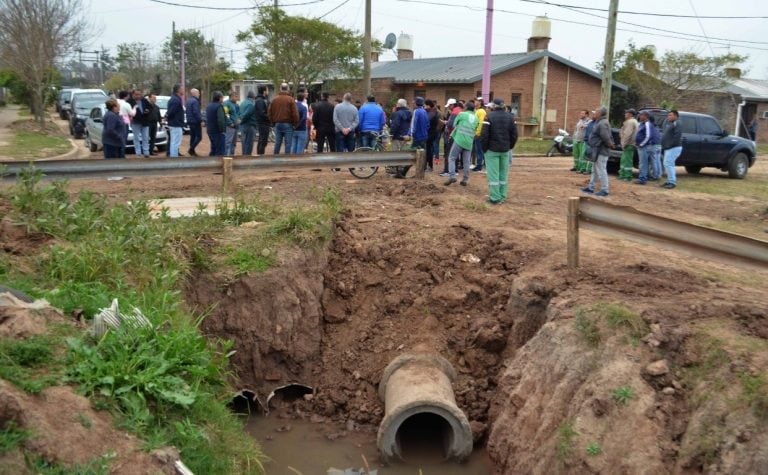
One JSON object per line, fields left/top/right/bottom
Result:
{"left": 610, "top": 108, "right": 757, "bottom": 179}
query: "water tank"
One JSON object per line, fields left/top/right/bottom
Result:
{"left": 531, "top": 16, "right": 551, "bottom": 38}
{"left": 397, "top": 33, "right": 413, "bottom": 51}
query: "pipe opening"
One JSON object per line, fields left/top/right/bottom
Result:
{"left": 229, "top": 390, "right": 262, "bottom": 415}
{"left": 395, "top": 412, "right": 454, "bottom": 463}
{"left": 266, "top": 384, "right": 314, "bottom": 411}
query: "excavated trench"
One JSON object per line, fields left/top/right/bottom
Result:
{"left": 186, "top": 215, "right": 555, "bottom": 472}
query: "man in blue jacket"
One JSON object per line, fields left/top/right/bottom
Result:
{"left": 165, "top": 84, "right": 185, "bottom": 157}
{"left": 206, "top": 91, "right": 226, "bottom": 156}
{"left": 186, "top": 88, "right": 203, "bottom": 156}
{"left": 357, "top": 95, "right": 386, "bottom": 148}
{"left": 397, "top": 96, "right": 429, "bottom": 179}
{"left": 223, "top": 91, "right": 240, "bottom": 155}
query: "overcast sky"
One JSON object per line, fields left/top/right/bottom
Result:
{"left": 86, "top": 0, "right": 768, "bottom": 79}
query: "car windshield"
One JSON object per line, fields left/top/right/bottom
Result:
{"left": 74, "top": 93, "right": 106, "bottom": 102}
{"left": 155, "top": 97, "right": 169, "bottom": 108}
{"left": 77, "top": 99, "right": 104, "bottom": 110}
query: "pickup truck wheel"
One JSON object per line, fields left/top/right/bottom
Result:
{"left": 684, "top": 165, "right": 701, "bottom": 174}
{"left": 727, "top": 153, "right": 748, "bottom": 179}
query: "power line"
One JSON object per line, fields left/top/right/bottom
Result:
{"left": 147, "top": 0, "right": 327, "bottom": 10}
{"left": 517, "top": 0, "right": 768, "bottom": 19}
{"left": 318, "top": 0, "right": 352, "bottom": 19}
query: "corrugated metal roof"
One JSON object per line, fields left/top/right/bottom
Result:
{"left": 368, "top": 50, "right": 627, "bottom": 90}
{"left": 724, "top": 78, "right": 768, "bottom": 101}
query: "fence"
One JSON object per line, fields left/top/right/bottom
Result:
{"left": 567, "top": 197, "right": 768, "bottom": 270}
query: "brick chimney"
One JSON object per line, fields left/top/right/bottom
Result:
{"left": 371, "top": 51, "right": 379, "bottom": 62}
{"left": 397, "top": 33, "right": 414, "bottom": 61}
{"left": 725, "top": 67, "right": 742, "bottom": 79}
{"left": 527, "top": 16, "right": 551, "bottom": 53}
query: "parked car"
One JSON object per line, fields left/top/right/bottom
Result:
{"left": 58, "top": 88, "right": 82, "bottom": 120}
{"left": 84, "top": 104, "right": 168, "bottom": 154}
{"left": 55, "top": 88, "right": 75, "bottom": 117}
{"left": 155, "top": 95, "right": 189, "bottom": 133}
{"left": 609, "top": 108, "right": 757, "bottom": 179}
{"left": 68, "top": 89, "right": 108, "bottom": 138}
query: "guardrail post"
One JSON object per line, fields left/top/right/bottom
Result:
{"left": 222, "top": 157, "right": 233, "bottom": 194}
{"left": 414, "top": 149, "right": 425, "bottom": 180}
{"left": 567, "top": 197, "right": 580, "bottom": 269}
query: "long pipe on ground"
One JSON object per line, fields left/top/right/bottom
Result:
{"left": 377, "top": 353, "right": 472, "bottom": 463}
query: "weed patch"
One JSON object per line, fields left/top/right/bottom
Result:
{"left": 740, "top": 373, "right": 768, "bottom": 421}
{"left": 586, "top": 441, "right": 602, "bottom": 456}
{"left": 555, "top": 418, "right": 578, "bottom": 463}
{"left": 0, "top": 335, "right": 64, "bottom": 393}
{"left": 612, "top": 386, "right": 635, "bottom": 405}
{"left": 573, "top": 302, "right": 647, "bottom": 346}
{"left": 0, "top": 422, "right": 28, "bottom": 455}
{"left": 574, "top": 310, "right": 601, "bottom": 347}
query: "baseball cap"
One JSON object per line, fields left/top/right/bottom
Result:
{"left": 445, "top": 98, "right": 456, "bottom": 107}
{"left": 625, "top": 108, "right": 637, "bottom": 116}
{"left": 476, "top": 96, "right": 483, "bottom": 101}
{"left": 493, "top": 98, "right": 504, "bottom": 107}
{"left": 414, "top": 96, "right": 425, "bottom": 106}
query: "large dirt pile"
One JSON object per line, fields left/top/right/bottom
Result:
{"left": 488, "top": 264, "right": 768, "bottom": 474}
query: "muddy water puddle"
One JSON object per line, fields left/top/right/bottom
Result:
{"left": 246, "top": 415, "right": 492, "bottom": 474}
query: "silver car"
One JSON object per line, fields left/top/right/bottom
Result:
{"left": 84, "top": 105, "right": 168, "bottom": 153}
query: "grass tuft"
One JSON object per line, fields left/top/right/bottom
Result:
{"left": 0, "top": 422, "right": 29, "bottom": 455}
{"left": 612, "top": 386, "right": 635, "bottom": 405}
{"left": 555, "top": 418, "right": 578, "bottom": 463}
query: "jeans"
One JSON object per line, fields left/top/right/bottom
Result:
{"left": 208, "top": 132, "right": 225, "bottom": 156}
{"left": 637, "top": 145, "right": 651, "bottom": 182}
{"left": 240, "top": 124, "right": 255, "bottom": 155}
{"left": 651, "top": 144, "right": 662, "bottom": 179}
{"left": 188, "top": 122, "right": 202, "bottom": 153}
{"left": 316, "top": 128, "right": 335, "bottom": 153}
{"left": 485, "top": 150, "right": 510, "bottom": 202}
{"left": 225, "top": 126, "right": 238, "bottom": 155}
{"left": 169, "top": 127, "right": 182, "bottom": 157}
{"left": 448, "top": 142, "right": 472, "bottom": 180}
{"left": 335, "top": 131, "right": 356, "bottom": 152}
{"left": 134, "top": 125, "right": 150, "bottom": 156}
{"left": 473, "top": 138, "right": 485, "bottom": 169}
{"left": 588, "top": 154, "right": 609, "bottom": 192}
{"left": 273, "top": 122, "right": 293, "bottom": 155}
{"left": 663, "top": 146, "right": 682, "bottom": 185}
{"left": 290, "top": 130, "right": 307, "bottom": 154}
{"left": 103, "top": 144, "right": 125, "bottom": 159}
{"left": 257, "top": 124, "right": 270, "bottom": 155}
{"left": 360, "top": 131, "right": 378, "bottom": 148}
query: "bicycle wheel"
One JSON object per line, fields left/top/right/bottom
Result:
{"left": 349, "top": 147, "right": 379, "bottom": 179}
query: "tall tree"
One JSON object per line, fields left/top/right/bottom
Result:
{"left": 0, "top": 0, "right": 94, "bottom": 124}
{"left": 164, "top": 30, "right": 221, "bottom": 98}
{"left": 613, "top": 42, "right": 747, "bottom": 112}
{"left": 115, "top": 42, "right": 155, "bottom": 87}
{"left": 237, "top": 7, "right": 365, "bottom": 91}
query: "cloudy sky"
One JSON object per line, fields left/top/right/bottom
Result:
{"left": 86, "top": 0, "right": 768, "bottom": 78}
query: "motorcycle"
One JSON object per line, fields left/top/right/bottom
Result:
{"left": 546, "top": 129, "right": 574, "bottom": 157}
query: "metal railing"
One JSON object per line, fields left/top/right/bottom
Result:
{"left": 567, "top": 197, "right": 768, "bottom": 270}
{"left": 0, "top": 151, "right": 420, "bottom": 182}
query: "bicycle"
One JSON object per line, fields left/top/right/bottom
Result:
{"left": 349, "top": 132, "right": 398, "bottom": 179}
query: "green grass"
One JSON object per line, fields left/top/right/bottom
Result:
{"left": 586, "top": 442, "right": 602, "bottom": 456}
{"left": 573, "top": 303, "right": 648, "bottom": 346}
{"left": 3, "top": 170, "right": 359, "bottom": 473}
{"left": 612, "top": 386, "right": 635, "bottom": 405}
{"left": 740, "top": 373, "right": 768, "bottom": 420}
{"left": 675, "top": 175, "right": 768, "bottom": 201}
{"left": 574, "top": 310, "right": 601, "bottom": 347}
{"left": 0, "top": 422, "right": 29, "bottom": 455}
{"left": 514, "top": 138, "right": 553, "bottom": 155}
{"left": 555, "top": 418, "right": 578, "bottom": 463}
{"left": 26, "top": 453, "right": 114, "bottom": 475}
{"left": 0, "top": 131, "right": 70, "bottom": 160}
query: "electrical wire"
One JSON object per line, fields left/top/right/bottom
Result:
{"left": 517, "top": 0, "right": 768, "bottom": 19}
{"left": 317, "top": 0, "right": 352, "bottom": 19}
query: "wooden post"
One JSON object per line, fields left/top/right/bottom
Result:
{"left": 414, "top": 149, "right": 426, "bottom": 180}
{"left": 222, "top": 157, "right": 233, "bottom": 195}
{"left": 567, "top": 197, "right": 580, "bottom": 269}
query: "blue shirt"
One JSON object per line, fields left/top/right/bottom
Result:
{"left": 358, "top": 102, "right": 386, "bottom": 132}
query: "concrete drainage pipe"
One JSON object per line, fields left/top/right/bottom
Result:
{"left": 377, "top": 353, "right": 473, "bottom": 463}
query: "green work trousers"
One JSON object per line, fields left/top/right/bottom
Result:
{"left": 619, "top": 144, "right": 635, "bottom": 180}
{"left": 485, "top": 150, "right": 510, "bottom": 202}
{"left": 573, "top": 140, "right": 585, "bottom": 169}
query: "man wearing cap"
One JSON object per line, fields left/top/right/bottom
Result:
{"left": 619, "top": 108, "right": 639, "bottom": 181}
{"left": 480, "top": 99, "right": 518, "bottom": 204}
{"left": 634, "top": 110, "right": 661, "bottom": 184}
{"left": 445, "top": 101, "right": 478, "bottom": 186}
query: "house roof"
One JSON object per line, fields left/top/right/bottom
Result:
{"left": 369, "top": 50, "right": 627, "bottom": 90}
{"left": 722, "top": 78, "right": 768, "bottom": 101}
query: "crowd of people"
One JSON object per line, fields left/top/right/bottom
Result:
{"left": 573, "top": 106, "right": 683, "bottom": 197}
{"left": 99, "top": 83, "right": 521, "bottom": 204}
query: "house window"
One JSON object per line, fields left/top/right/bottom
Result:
{"left": 510, "top": 94, "right": 521, "bottom": 116}
{"left": 413, "top": 89, "right": 426, "bottom": 99}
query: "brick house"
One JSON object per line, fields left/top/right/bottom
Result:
{"left": 321, "top": 25, "right": 626, "bottom": 138}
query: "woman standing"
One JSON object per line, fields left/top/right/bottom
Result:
{"left": 102, "top": 99, "right": 126, "bottom": 159}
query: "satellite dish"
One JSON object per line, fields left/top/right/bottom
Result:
{"left": 383, "top": 33, "right": 397, "bottom": 50}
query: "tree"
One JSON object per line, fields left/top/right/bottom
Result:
{"left": 237, "top": 7, "right": 365, "bottom": 91}
{"left": 104, "top": 72, "right": 130, "bottom": 94}
{"left": 164, "top": 30, "right": 220, "bottom": 97}
{"left": 612, "top": 42, "right": 747, "bottom": 114}
{"left": 0, "top": 0, "right": 94, "bottom": 124}
{"left": 115, "top": 42, "right": 155, "bottom": 87}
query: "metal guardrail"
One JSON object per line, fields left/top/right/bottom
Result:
{"left": 567, "top": 197, "right": 768, "bottom": 270}
{"left": 0, "top": 151, "right": 419, "bottom": 180}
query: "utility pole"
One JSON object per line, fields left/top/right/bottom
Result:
{"left": 600, "top": 0, "right": 619, "bottom": 118}
{"left": 363, "top": 0, "right": 371, "bottom": 97}
{"left": 180, "top": 40, "right": 186, "bottom": 99}
{"left": 481, "top": 0, "right": 493, "bottom": 103}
